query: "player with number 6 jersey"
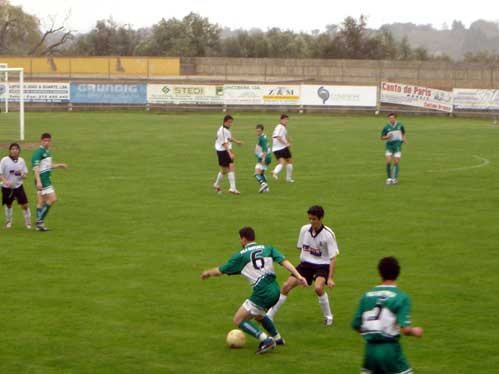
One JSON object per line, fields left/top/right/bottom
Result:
{"left": 201, "top": 227, "right": 307, "bottom": 355}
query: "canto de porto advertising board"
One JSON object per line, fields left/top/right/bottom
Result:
{"left": 147, "top": 84, "right": 224, "bottom": 105}
{"left": 381, "top": 82, "right": 453, "bottom": 113}
{"left": 301, "top": 85, "right": 377, "bottom": 107}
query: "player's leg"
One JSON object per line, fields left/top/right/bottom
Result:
{"left": 36, "top": 190, "right": 56, "bottom": 231}
{"left": 16, "top": 186, "right": 31, "bottom": 229}
{"left": 285, "top": 157, "right": 294, "bottom": 183}
{"left": 392, "top": 154, "right": 401, "bottom": 184}
{"left": 234, "top": 301, "right": 276, "bottom": 354}
{"left": 314, "top": 276, "right": 333, "bottom": 325}
{"left": 228, "top": 162, "right": 239, "bottom": 194}
{"left": 3, "top": 187, "right": 14, "bottom": 228}
{"left": 255, "top": 164, "right": 269, "bottom": 193}
{"left": 385, "top": 152, "right": 393, "bottom": 184}
{"left": 272, "top": 154, "right": 285, "bottom": 179}
{"left": 266, "top": 275, "right": 303, "bottom": 320}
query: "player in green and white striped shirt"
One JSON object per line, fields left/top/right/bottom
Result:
{"left": 381, "top": 113, "right": 407, "bottom": 185}
{"left": 32, "top": 133, "right": 68, "bottom": 231}
{"left": 352, "top": 257, "right": 423, "bottom": 374}
{"left": 201, "top": 227, "right": 307, "bottom": 355}
{"left": 254, "top": 124, "right": 272, "bottom": 193}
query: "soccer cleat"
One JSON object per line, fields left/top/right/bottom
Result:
{"left": 275, "top": 337, "right": 286, "bottom": 346}
{"left": 5, "top": 221, "right": 12, "bottom": 229}
{"left": 25, "top": 223, "right": 32, "bottom": 229}
{"left": 213, "top": 184, "right": 222, "bottom": 194}
{"left": 286, "top": 179, "right": 295, "bottom": 183}
{"left": 272, "top": 173, "right": 278, "bottom": 180}
{"left": 256, "top": 337, "right": 276, "bottom": 355}
{"left": 229, "top": 189, "right": 241, "bottom": 195}
{"left": 262, "top": 187, "right": 270, "bottom": 193}
{"left": 36, "top": 222, "right": 49, "bottom": 232}
{"left": 391, "top": 178, "right": 398, "bottom": 185}
{"left": 259, "top": 183, "right": 269, "bottom": 193}
{"left": 324, "top": 316, "right": 334, "bottom": 326}
{"left": 385, "top": 178, "right": 393, "bottom": 185}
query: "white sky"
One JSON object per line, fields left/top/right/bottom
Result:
{"left": 10, "top": 0, "right": 498, "bottom": 33}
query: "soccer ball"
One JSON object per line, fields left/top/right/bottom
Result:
{"left": 226, "top": 329, "right": 246, "bottom": 348}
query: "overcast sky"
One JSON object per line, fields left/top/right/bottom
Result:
{"left": 10, "top": 0, "right": 498, "bottom": 33}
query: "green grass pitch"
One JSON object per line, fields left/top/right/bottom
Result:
{"left": 0, "top": 112, "right": 497, "bottom": 373}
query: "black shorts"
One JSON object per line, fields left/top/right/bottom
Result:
{"left": 293, "top": 262, "right": 330, "bottom": 286}
{"left": 2, "top": 185, "right": 28, "bottom": 206}
{"left": 217, "top": 150, "right": 232, "bottom": 167}
{"left": 273, "top": 147, "right": 292, "bottom": 160}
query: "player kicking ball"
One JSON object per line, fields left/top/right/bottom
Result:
{"left": 201, "top": 227, "right": 307, "bottom": 354}
{"left": 254, "top": 124, "right": 271, "bottom": 193}
{"left": 381, "top": 113, "right": 407, "bottom": 185}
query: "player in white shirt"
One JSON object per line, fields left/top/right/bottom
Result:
{"left": 267, "top": 205, "right": 339, "bottom": 325}
{"left": 271, "top": 114, "right": 294, "bottom": 182}
{"left": 0, "top": 143, "right": 31, "bottom": 229}
{"left": 213, "top": 115, "right": 243, "bottom": 195}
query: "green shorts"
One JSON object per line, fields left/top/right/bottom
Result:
{"left": 362, "top": 342, "right": 412, "bottom": 374}
{"left": 249, "top": 281, "right": 280, "bottom": 310}
{"left": 385, "top": 143, "right": 402, "bottom": 157}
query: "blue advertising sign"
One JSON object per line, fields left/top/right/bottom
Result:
{"left": 70, "top": 83, "right": 147, "bottom": 104}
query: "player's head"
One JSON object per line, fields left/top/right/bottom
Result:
{"left": 223, "top": 115, "right": 234, "bottom": 128}
{"left": 388, "top": 113, "right": 397, "bottom": 125}
{"left": 378, "top": 256, "right": 400, "bottom": 281}
{"left": 8, "top": 143, "right": 20, "bottom": 158}
{"left": 256, "top": 124, "right": 264, "bottom": 135}
{"left": 280, "top": 114, "right": 289, "bottom": 125}
{"left": 307, "top": 205, "right": 325, "bottom": 228}
{"left": 239, "top": 226, "right": 256, "bottom": 246}
{"left": 41, "top": 133, "right": 52, "bottom": 148}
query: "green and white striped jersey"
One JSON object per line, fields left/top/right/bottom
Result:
{"left": 31, "top": 146, "right": 52, "bottom": 188}
{"left": 381, "top": 122, "right": 406, "bottom": 146}
{"left": 352, "top": 285, "right": 412, "bottom": 343}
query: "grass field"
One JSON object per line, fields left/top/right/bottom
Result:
{"left": 0, "top": 112, "right": 497, "bottom": 373}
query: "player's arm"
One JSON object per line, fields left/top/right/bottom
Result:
{"left": 402, "top": 126, "right": 408, "bottom": 144}
{"left": 398, "top": 295, "right": 422, "bottom": 337}
{"left": 52, "top": 162, "right": 68, "bottom": 170}
{"left": 201, "top": 267, "right": 223, "bottom": 280}
{"left": 279, "top": 259, "right": 307, "bottom": 287}
{"left": 33, "top": 166, "right": 42, "bottom": 191}
{"left": 223, "top": 142, "right": 235, "bottom": 160}
{"left": 21, "top": 159, "right": 28, "bottom": 179}
{"left": 401, "top": 326, "right": 423, "bottom": 337}
{"left": 381, "top": 128, "right": 391, "bottom": 140}
{"left": 327, "top": 256, "right": 336, "bottom": 288}
{"left": 351, "top": 298, "right": 364, "bottom": 333}
{"left": 230, "top": 136, "right": 244, "bottom": 146}
{"left": 275, "top": 135, "right": 290, "bottom": 148}
{"left": 0, "top": 160, "right": 10, "bottom": 187}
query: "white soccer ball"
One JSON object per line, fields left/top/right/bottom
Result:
{"left": 375, "top": 110, "right": 380, "bottom": 115}
{"left": 226, "top": 329, "right": 246, "bottom": 348}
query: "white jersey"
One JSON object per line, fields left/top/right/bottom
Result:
{"left": 297, "top": 224, "right": 339, "bottom": 265}
{"left": 0, "top": 156, "right": 28, "bottom": 189}
{"left": 272, "top": 123, "right": 289, "bottom": 152}
{"left": 215, "top": 125, "right": 232, "bottom": 151}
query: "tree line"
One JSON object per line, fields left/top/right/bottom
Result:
{"left": 1, "top": 0, "right": 498, "bottom": 63}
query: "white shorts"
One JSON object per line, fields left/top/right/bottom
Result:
{"left": 385, "top": 151, "right": 401, "bottom": 158}
{"left": 242, "top": 299, "right": 267, "bottom": 317}
{"left": 255, "top": 163, "right": 268, "bottom": 171}
{"left": 38, "top": 186, "right": 55, "bottom": 196}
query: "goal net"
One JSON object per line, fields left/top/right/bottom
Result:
{"left": 0, "top": 64, "right": 25, "bottom": 141}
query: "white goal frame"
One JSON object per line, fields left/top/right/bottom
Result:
{"left": 0, "top": 65, "right": 25, "bottom": 140}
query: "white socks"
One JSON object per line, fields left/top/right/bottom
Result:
{"left": 267, "top": 293, "right": 287, "bottom": 319}
{"left": 228, "top": 172, "right": 236, "bottom": 190}
{"left": 5, "top": 207, "right": 12, "bottom": 222}
{"left": 23, "top": 208, "right": 31, "bottom": 224}
{"left": 286, "top": 164, "right": 293, "bottom": 180}
{"left": 318, "top": 293, "right": 332, "bottom": 319}
{"left": 273, "top": 164, "right": 283, "bottom": 175}
{"left": 214, "top": 172, "right": 224, "bottom": 187}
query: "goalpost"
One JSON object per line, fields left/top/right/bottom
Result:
{"left": 0, "top": 64, "right": 25, "bottom": 141}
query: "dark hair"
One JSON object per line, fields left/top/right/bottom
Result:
{"left": 41, "top": 133, "right": 52, "bottom": 140}
{"left": 223, "top": 115, "right": 234, "bottom": 123}
{"left": 9, "top": 142, "right": 20, "bottom": 151}
{"left": 280, "top": 114, "right": 289, "bottom": 120}
{"left": 388, "top": 113, "right": 397, "bottom": 118}
{"left": 378, "top": 257, "right": 400, "bottom": 281}
{"left": 256, "top": 124, "right": 264, "bottom": 130}
{"left": 307, "top": 205, "right": 325, "bottom": 219}
{"left": 239, "top": 227, "right": 256, "bottom": 241}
